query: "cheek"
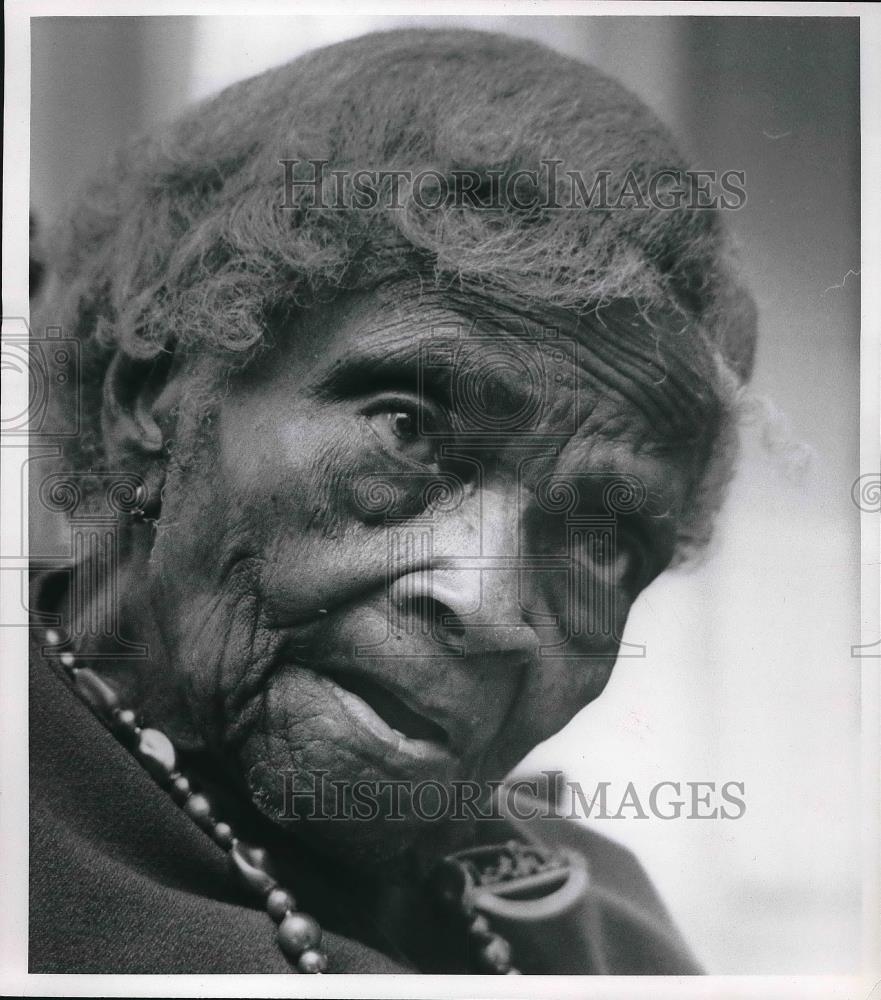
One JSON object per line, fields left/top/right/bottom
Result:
{"left": 487, "top": 656, "right": 614, "bottom": 775}
{"left": 146, "top": 405, "right": 394, "bottom": 741}
{"left": 484, "top": 586, "right": 633, "bottom": 770}
{"left": 535, "top": 656, "right": 614, "bottom": 727}
{"left": 148, "top": 487, "right": 278, "bottom": 744}
{"left": 536, "top": 582, "right": 633, "bottom": 735}
{"left": 217, "top": 398, "right": 384, "bottom": 541}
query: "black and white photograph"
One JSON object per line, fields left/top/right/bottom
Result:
{"left": 1, "top": 3, "right": 878, "bottom": 995}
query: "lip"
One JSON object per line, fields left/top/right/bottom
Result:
{"left": 296, "top": 664, "right": 459, "bottom": 776}
{"left": 325, "top": 668, "right": 451, "bottom": 746}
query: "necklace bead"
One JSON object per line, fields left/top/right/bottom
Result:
{"left": 297, "top": 948, "right": 329, "bottom": 974}
{"left": 278, "top": 912, "right": 323, "bottom": 958}
{"left": 230, "top": 841, "right": 278, "bottom": 897}
{"left": 170, "top": 774, "right": 191, "bottom": 802}
{"left": 266, "top": 887, "right": 296, "bottom": 922}
{"left": 114, "top": 713, "right": 141, "bottom": 751}
{"left": 182, "top": 792, "right": 212, "bottom": 824}
{"left": 114, "top": 708, "right": 139, "bottom": 735}
{"left": 73, "top": 667, "right": 120, "bottom": 714}
{"left": 212, "top": 821, "right": 235, "bottom": 850}
{"left": 136, "top": 728, "right": 177, "bottom": 781}
{"left": 468, "top": 912, "right": 492, "bottom": 941}
{"left": 478, "top": 934, "right": 512, "bottom": 973}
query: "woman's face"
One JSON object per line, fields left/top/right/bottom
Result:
{"left": 146, "top": 285, "right": 701, "bottom": 861}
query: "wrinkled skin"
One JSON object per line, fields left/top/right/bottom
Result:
{"left": 109, "top": 283, "right": 703, "bottom": 869}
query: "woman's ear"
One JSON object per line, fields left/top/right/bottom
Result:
{"left": 101, "top": 350, "right": 180, "bottom": 518}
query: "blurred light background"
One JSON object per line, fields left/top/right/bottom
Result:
{"left": 30, "top": 14, "right": 861, "bottom": 974}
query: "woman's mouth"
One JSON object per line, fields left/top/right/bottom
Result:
{"left": 325, "top": 669, "right": 450, "bottom": 747}
{"left": 270, "top": 662, "right": 459, "bottom": 778}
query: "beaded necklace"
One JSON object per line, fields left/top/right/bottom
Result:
{"left": 45, "top": 629, "right": 521, "bottom": 975}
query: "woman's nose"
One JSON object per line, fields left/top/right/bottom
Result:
{"left": 390, "top": 567, "right": 539, "bottom": 654}
{"left": 387, "top": 489, "right": 541, "bottom": 654}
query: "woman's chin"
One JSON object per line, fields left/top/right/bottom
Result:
{"left": 254, "top": 782, "right": 477, "bottom": 876}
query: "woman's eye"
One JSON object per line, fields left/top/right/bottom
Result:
{"left": 365, "top": 404, "right": 441, "bottom": 467}
{"left": 578, "top": 532, "right": 638, "bottom": 590}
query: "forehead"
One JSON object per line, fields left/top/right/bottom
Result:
{"left": 317, "top": 301, "right": 576, "bottom": 434}
{"left": 289, "top": 284, "right": 716, "bottom": 453}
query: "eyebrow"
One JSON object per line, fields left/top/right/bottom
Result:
{"left": 312, "top": 342, "right": 424, "bottom": 398}
{"left": 310, "top": 336, "right": 535, "bottom": 417}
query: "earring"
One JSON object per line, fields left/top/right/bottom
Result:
{"left": 134, "top": 483, "right": 148, "bottom": 513}
{"left": 130, "top": 478, "right": 160, "bottom": 521}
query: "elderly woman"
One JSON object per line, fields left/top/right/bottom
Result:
{"left": 29, "top": 28, "right": 755, "bottom": 974}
